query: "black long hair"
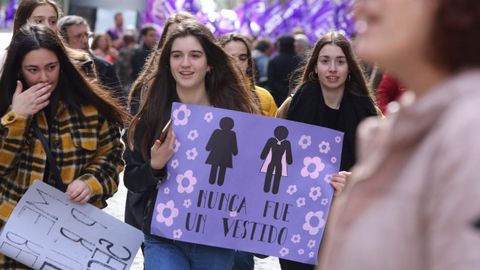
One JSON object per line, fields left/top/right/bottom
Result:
{"left": 0, "top": 24, "right": 129, "bottom": 126}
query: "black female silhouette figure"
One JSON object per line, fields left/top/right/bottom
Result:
{"left": 260, "top": 126, "right": 293, "bottom": 194}
{"left": 205, "top": 117, "right": 238, "bottom": 186}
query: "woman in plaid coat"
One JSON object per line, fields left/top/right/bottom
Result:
{"left": 0, "top": 24, "right": 129, "bottom": 269}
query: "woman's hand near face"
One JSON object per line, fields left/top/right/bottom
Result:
{"left": 150, "top": 129, "right": 176, "bottom": 171}
{"left": 66, "top": 179, "right": 92, "bottom": 204}
{"left": 331, "top": 171, "right": 352, "bottom": 196}
{"left": 11, "top": 80, "right": 52, "bottom": 116}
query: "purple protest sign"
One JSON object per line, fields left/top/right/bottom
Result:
{"left": 151, "top": 103, "right": 343, "bottom": 265}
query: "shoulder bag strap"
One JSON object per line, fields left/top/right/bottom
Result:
{"left": 32, "top": 121, "right": 67, "bottom": 192}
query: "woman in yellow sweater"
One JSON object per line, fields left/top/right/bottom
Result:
{"left": 219, "top": 34, "right": 277, "bottom": 117}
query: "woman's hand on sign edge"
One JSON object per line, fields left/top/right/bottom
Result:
{"left": 66, "top": 179, "right": 93, "bottom": 203}
{"left": 331, "top": 171, "right": 351, "bottom": 196}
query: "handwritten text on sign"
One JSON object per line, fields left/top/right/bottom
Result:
{"left": 0, "top": 181, "right": 143, "bottom": 270}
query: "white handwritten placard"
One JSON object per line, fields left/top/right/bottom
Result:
{"left": 0, "top": 181, "right": 143, "bottom": 270}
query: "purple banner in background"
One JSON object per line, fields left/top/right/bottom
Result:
{"left": 142, "top": 0, "right": 355, "bottom": 41}
{"left": 151, "top": 103, "right": 343, "bottom": 265}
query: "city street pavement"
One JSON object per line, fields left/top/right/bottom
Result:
{"left": 103, "top": 174, "right": 280, "bottom": 270}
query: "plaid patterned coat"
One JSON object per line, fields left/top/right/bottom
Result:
{"left": 0, "top": 103, "right": 124, "bottom": 269}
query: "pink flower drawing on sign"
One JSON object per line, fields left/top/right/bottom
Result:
{"left": 303, "top": 211, "right": 326, "bottom": 235}
{"left": 291, "top": 234, "right": 301, "bottom": 244}
{"left": 204, "top": 112, "right": 214, "bottom": 123}
{"left": 187, "top": 130, "right": 199, "bottom": 141}
{"left": 298, "top": 135, "right": 311, "bottom": 150}
{"left": 183, "top": 199, "right": 192, "bottom": 209}
{"left": 176, "top": 170, "right": 197, "bottom": 194}
{"left": 321, "top": 198, "right": 329, "bottom": 205}
{"left": 279, "top": 247, "right": 289, "bottom": 257}
{"left": 301, "top": 156, "right": 325, "bottom": 179}
{"left": 318, "top": 141, "right": 330, "bottom": 154}
{"left": 171, "top": 159, "right": 179, "bottom": 169}
{"left": 286, "top": 185, "right": 297, "bottom": 195}
{"left": 296, "top": 197, "right": 306, "bottom": 207}
{"left": 186, "top": 148, "right": 199, "bottom": 160}
{"left": 172, "top": 104, "right": 191, "bottom": 126}
{"left": 173, "top": 229, "right": 183, "bottom": 239}
{"left": 156, "top": 200, "right": 179, "bottom": 227}
{"left": 309, "top": 186, "right": 322, "bottom": 201}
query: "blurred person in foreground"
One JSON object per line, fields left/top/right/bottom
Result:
{"left": 318, "top": 0, "right": 480, "bottom": 269}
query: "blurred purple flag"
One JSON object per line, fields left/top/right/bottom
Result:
{"left": 142, "top": 0, "right": 355, "bottom": 42}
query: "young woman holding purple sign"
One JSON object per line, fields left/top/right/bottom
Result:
{"left": 277, "top": 31, "right": 379, "bottom": 270}
{"left": 124, "top": 20, "right": 259, "bottom": 269}
{"left": 318, "top": 0, "right": 480, "bottom": 269}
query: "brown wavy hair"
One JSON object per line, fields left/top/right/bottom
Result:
{"left": 430, "top": 0, "right": 480, "bottom": 72}
{"left": 128, "top": 20, "right": 259, "bottom": 159}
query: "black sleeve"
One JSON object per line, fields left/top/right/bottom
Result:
{"left": 123, "top": 143, "right": 166, "bottom": 193}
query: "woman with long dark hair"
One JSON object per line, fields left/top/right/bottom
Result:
{"left": 123, "top": 20, "right": 258, "bottom": 269}
{"left": 278, "top": 31, "right": 378, "bottom": 270}
{"left": 0, "top": 24, "right": 129, "bottom": 268}
{"left": 287, "top": 31, "right": 378, "bottom": 172}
